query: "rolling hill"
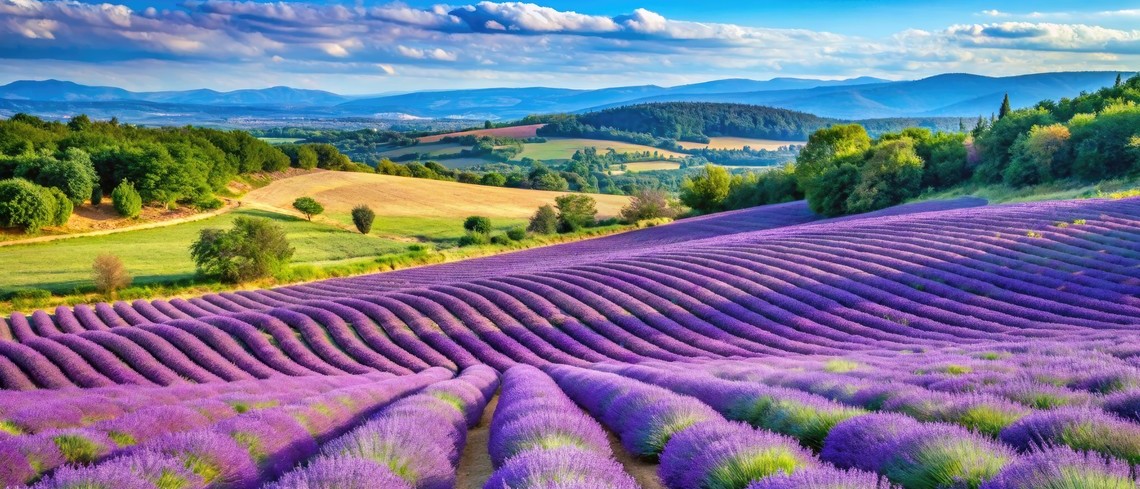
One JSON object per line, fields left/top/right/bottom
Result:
{"left": 3, "top": 71, "right": 1122, "bottom": 125}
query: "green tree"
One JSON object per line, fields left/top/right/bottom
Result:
{"left": 1004, "top": 124, "right": 1070, "bottom": 186}
{"left": 680, "top": 164, "right": 731, "bottom": 213}
{"left": 37, "top": 148, "right": 97, "bottom": 205}
{"left": 533, "top": 172, "right": 569, "bottom": 191}
{"left": 806, "top": 163, "right": 859, "bottom": 216}
{"left": 999, "top": 94, "right": 1012, "bottom": 119}
{"left": 296, "top": 145, "right": 319, "bottom": 170}
{"left": 463, "top": 216, "right": 492, "bottom": 235}
{"left": 554, "top": 194, "right": 597, "bottom": 232}
{"left": 846, "top": 138, "right": 925, "bottom": 214}
{"left": 527, "top": 204, "right": 558, "bottom": 235}
{"left": 0, "top": 178, "right": 56, "bottom": 232}
{"left": 1069, "top": 104, "right": 1140, "bottom": 181}
{"left": 480, "top": 172, "right": 507, "bottom": 186}
{"left": 793, "top": 124, "right": 871, "bottom": 186}
{"left": 189, "top": 216, "right": 294, "bottom": 283}
{"left": 292, "top": 197, "right": 324, "bottom": 221}
{"left": 46, "top": 187, "right": 71, "bottom": 226}
{"left": 351, "top": 205, "right": 375, "bottom": 234}
{"left": 973, "top": 108, "right": 1055, "bottom": 183}
{"left": 111, "top": 181, "right": 142, "bottom": 218}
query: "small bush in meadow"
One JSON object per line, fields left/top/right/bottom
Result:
{"left": 351, "top": 205, "right": 375, "bottom": 234}
{"left": 111, "top": 181, "right": 142, "bottom": 218}
{"left": 92, "top": 254, "right": 132, "bottom": 294}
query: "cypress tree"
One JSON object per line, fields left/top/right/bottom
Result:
{"left": 998, "top": 94, "right": 1011, "bottom": 119}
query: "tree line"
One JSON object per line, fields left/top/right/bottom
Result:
{"left": 682, "top": 74, "right": 1140, "bottom": 216}
{"left": 0, "top": 114, "right": 354, "bottom": 233}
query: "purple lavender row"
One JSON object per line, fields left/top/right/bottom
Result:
{"left": 266, "top": 365, "right": 497, "bottom": 489}
{"left": 483, "top": 365, "right": 636, "bottom": 489}
{"left": 25, "top": 368, "right": 452, "bottom": 489}
{"left": 544, "top": 365, "right": 879, "bottom": 489}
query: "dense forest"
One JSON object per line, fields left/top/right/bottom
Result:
{"left": 0, "top": 114, "right": 354, "bottom": 232}
{"left": 527, "top": 103, "right": 966, "bottom": 143}
{"left": 683, "top": 75, "right": 1140, "bottom": 216}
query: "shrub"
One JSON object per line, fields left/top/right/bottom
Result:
{"left": 292, "top": 197, "right": 324, "bottom": 221}
{"left": 92, "top": 254, "right": 132, "bottom": 294}
{"left": 527, "top": 205, "right": 558, "bottom": 235}
{"left": 490, "top": 234, "right": 510, "bottom": 245}
{"left": 189, "top": 216, "right": 294, "bottom": 283}
{"left": 90, "top": 187, "right": 102, "bottom": 206}
{"left": 506, "top": 226, "right": 527, "bottom": 241}
{"left": 111, "top": 181, "right": 142, "bottom": 218}
{"left": 458, "top": 232, "right": 491, "bottom": 247}
{"left": 680, "top": 164, "right": 731, "bottom": 213}
{"left": 463, "top": 216, "right": 492, "bottom": 235}
{"left": 351, "top": 205, "right": 375, "bottom": 234}
{"left": 619, "top": 188, "right": 677, "bottom": 223}
{"left": 193, "top": 195, "right": 224, "bottom": 211}
{"left": 46, "top": 187, "right": 72, "bottom": 226}
{"left": 554, "top": 194, "right": 597, "bottom": 232}
{"left": 0, "top": 178, "right": 56, "bottom": 232}
{"left": 480, "top": 173, "right": 507, "bottom": 186}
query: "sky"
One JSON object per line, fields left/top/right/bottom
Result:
{"left": 1, "top": 0, "right": 1138, "bottom": 94}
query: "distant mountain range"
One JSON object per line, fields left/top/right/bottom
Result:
{"left": 0, "top": 72, "right": 1125, "bottom": 127}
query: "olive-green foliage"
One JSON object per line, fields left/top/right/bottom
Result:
{"left": 292, "top": 197, "right": 324, "bottom": 221}
{"left": 680, "top": 164, "right": 731, "bottom": 213}
{"left": 480, "top": 172, "right": 507, "bottom": 186}
{"left": 506, "top": 226, "right": 527, "bottom": 241}
{"left": 6, "top": 147, "right": 98, "bottom": 205}
{"left": 111, "top": 180, "right": 142, "bottom": 218}
{"left": 527, "top": 204, "right": 559, "bottom": 235}
{"left": 554, "top": 194, "right": 597, "bottom": 232}
{"left": 619, "top": 188, "right": 676, "bottom": 223}
{"left": 794, "top": 123, "right": 872, "bottom": 185}
{"left": 0, "top": 178, "right": 56, "bottom": 232}
{"left": 351, "top": 205, "right": 375, "bottom": 234}
{"left": 723, "top": 165, "right": 802, "bottom": 210}
{"left": 806, "top": 162, "right": 859, "bottom": 217}
{"left": 189, "top": 216, "right": 294, "bottom": 283}
{"left": 882, "top": 437, "right": 1010, "bottom": 489}
{"left": 463, "top": 215, "right": 492, "bottom": 235}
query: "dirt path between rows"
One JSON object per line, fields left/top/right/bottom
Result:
{"left": 456, "top": 395, "right": 498, "bottom": 488}
{"left": 607, "top": 430, "right": 665, "bottom": 489}
{"left": 0, "top": 201, "right": 236, "bottom": 248}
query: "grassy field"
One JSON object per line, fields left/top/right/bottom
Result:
{"left": 912, "top": 177, "right": 1140, "bottom": 205}
{"left": 517, "top": 138, "right": 688, "bottom": 161}
{"left": 375, "top": 142, "right": 466, "bottom": 159}
{"left": 0, "top": 209, "right": 406, "bottom": 294}
{"left": 618, "top": 161, "right": 682, "bottom": 173}
{"left": 418, "top": 124, "right": 545, "bottom": 143}
{"left": 677, "top": 137, "right": 804, "bottom": 151}
{"left": 257, "top": 137, "right": 304, "bottom": 144}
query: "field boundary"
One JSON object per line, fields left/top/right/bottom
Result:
{"left": 0, "top": 201, "right": 236, "bottom": 248}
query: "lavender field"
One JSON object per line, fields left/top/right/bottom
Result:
{"left": 3, "top": 195, "right": 1140, "bottom": 489}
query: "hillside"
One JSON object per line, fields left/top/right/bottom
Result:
{"left": 0, "top": 72, "right": 1122, "bottom": 125}
{"left": 242, "top": 170, "right": 630, "bottom": 221}
{"left": 4, "top": 195, "right": 1140, "bottom": 488}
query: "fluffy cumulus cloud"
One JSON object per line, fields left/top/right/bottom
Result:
{"left": 0, "top": 0, "right": 1137, "bottom": 91}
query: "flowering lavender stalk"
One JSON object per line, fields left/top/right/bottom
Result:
{"left": 980, "top": 446, "right": 1135, "bottom": 489}
{"left": 483, "top": 447, "right": 639, "bottom": 489}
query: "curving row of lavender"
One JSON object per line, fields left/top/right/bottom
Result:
{"left": 3, "top": 197, "right": 1138, "bottom": 390}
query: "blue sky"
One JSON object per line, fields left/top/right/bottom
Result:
{"left": 1, "top": 0, "right": 1138, "bottom": 93}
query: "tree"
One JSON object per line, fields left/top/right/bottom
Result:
{"left": 480, "top": 173, "right": 507, "bottom": 186}
{"left": 1116, "top": 73, "right": 1123, "bottom": 88}
{"left": 527, "top": 205, "right": 558, "bottom": 234}
{"left": 38, "top": 147, "right": 96, "bottom": 204}
{"left": 679, "top": 164, "right": 731, "bottom": 213}
{"left": 1004, "top": 124, "right": 1070, "bottom": 186}
{"left": 92, "top": 254, "right": 132, "bottom": 294}
{"left": 351, "top": 205, "right": 375, "bottom": 234}
{"left": 793, "top": 124, "right": 871, "bottom": 186}
{"left": 533, "top": 172, "right": 569, "bottom": 191}
{"left": 620, "top": 188, "right": 676, "bottom": 222}
{"left": 46, "top": 187, "right": 71, "bottom": 226}
{"left": 296, "top": 145, "right": 319, "bottom": 170}
{"left": 463, "top": 216, "right": 492, "bottom": 235}
{"left": 806, "top": 163, "right": 859, "bottom": 217}
{"left": 0, "top": 178, "right": 56, "bottom": 232}
{"left": 111, "top": 181, "right": 142, "bottom": 218}
{"left": 999, "top": 94, "right": 1012, "bottom": 119}
{"left": 292, "top": 197, "right": 324, "bottom": 221}
{"left": 554, "top": 194, "right": 597, "bottom": 232}
{"left": 190, "top": 216, "right": 294, "bottom": 283}
{"left": 846, "top": 138, "right": 925, "bottom": 214}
